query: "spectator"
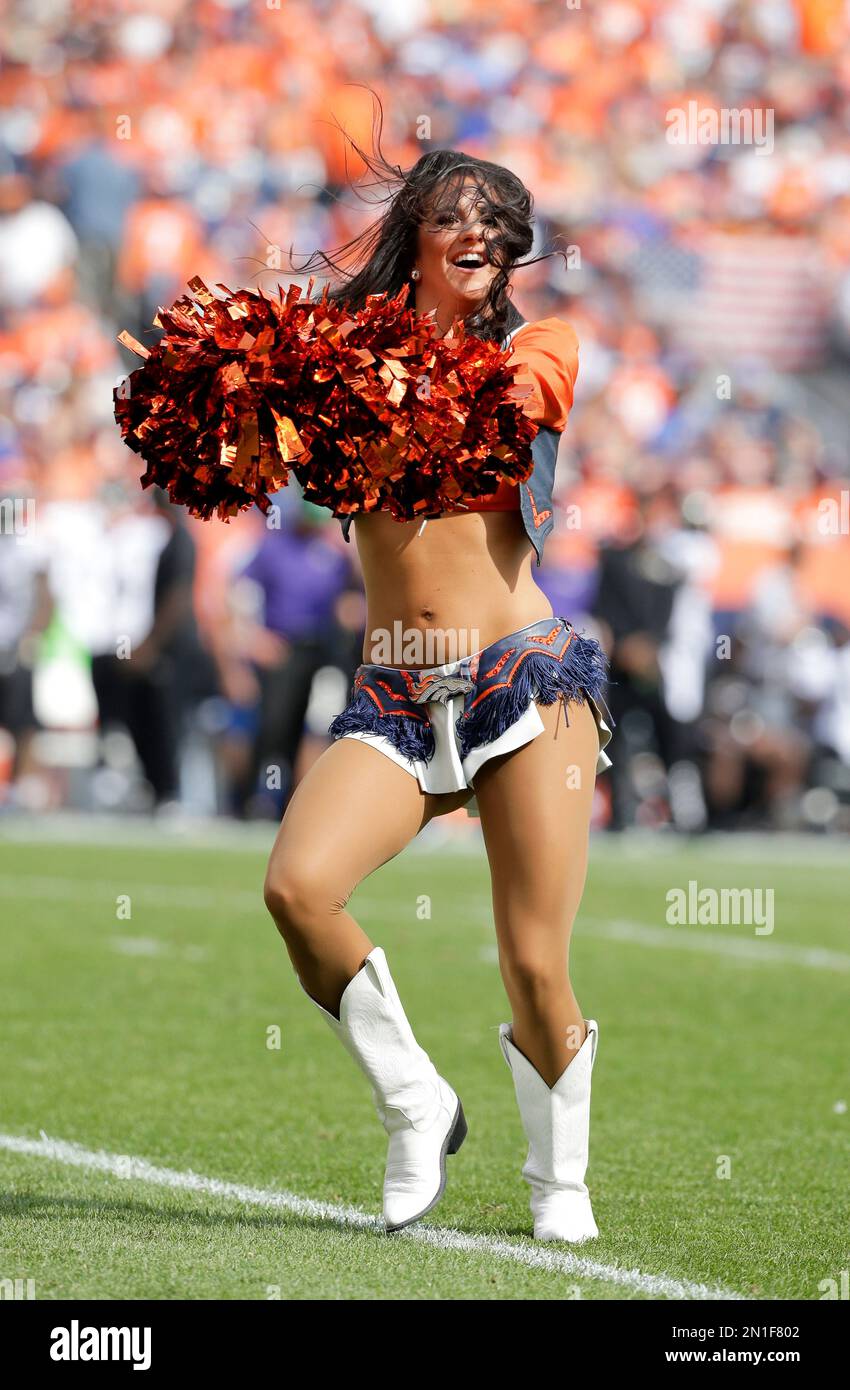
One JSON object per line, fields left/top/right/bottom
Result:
{"left": 232, "top": 498, "right": 360, "bottom": 817}
{"left": 0, "top": 0, "right": 847, "bottom": 829}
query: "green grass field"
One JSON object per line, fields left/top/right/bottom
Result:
{"left": 1, "top": 820, "right": 847, "bottom": 1301}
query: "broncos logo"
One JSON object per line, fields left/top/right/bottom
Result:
{"left": 408, "top": 670, "right": 476, "bottom": 705}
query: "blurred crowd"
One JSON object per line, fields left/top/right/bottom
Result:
{"left": 2, "top": 0, "right": 850, "bottom": 831}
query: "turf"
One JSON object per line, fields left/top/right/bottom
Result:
{"left": 0, "top": 822, "right": 846, "bottom": 1300}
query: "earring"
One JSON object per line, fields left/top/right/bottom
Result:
{"left": 411, "top": 268, "right": 421, "bottom": 282}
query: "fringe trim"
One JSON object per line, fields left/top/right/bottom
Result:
{"left": 328, "top": 690, "right": 436, "bottom": 763}
{"left": 457, "top": 631, "right": 609, "bottom": 761}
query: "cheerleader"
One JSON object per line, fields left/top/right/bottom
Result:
{"left": 260, "top": 148, "right": 613, "bottom": 1240}
{"left": 117, "top": 141, "right": 614, "bottom": 1242}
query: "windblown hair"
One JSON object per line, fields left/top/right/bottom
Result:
{"left": 292, "top": 91, "right": 562, "bottom": 344}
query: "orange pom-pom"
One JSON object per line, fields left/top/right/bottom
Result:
{"left": 114, "top": 279, "right": 538, "bottom": 522}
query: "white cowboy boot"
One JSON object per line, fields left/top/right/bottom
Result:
{"left": 300, "top": 947, "right": 467, "bottom": 1231}
{"left": 499, "top": 1019, "right": 599, "bottom": 1242}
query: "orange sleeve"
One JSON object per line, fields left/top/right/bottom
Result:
{"left": 507, "top": 317, "right": 579, "bottom": 431}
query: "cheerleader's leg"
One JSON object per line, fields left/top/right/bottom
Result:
{"left": 263, "top": 735, "right": 470, "bottom": 1229}
{"left": 473, "top": 696, "right": 602, "bottom": 1241}
{"left": 263, "top": 734, "right": 468, "bottom": 1008}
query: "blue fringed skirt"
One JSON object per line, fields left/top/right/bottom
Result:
{"left": 328, "top": 616, "right": 614, "bottom": 816}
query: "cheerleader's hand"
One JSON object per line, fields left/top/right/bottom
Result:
{"left": 220, "top": 662, "right": 260, "bottom": 708}
{"left": 249, "top": 627, "right": 290, "bottom": 669}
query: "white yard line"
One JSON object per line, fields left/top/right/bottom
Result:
{"left": 0, "top": 873, "right": 381, "bottom": 919}
{"left": 480, "top": 920, "right": 850, "bottom": 972}
{"left": 585, "top": 918, "right": 850, "bottom": 971}
{"left": 0, "top": 875, "right": 260, "bottom": 914}
{"left": 0, "top": 1131, "right": 744, "bottom": 1301}
{"left": 0, "top": 873, "right": 439, "bottom": 925}
{"left": 5, "top": 874, "right": 848, "bottom": 971}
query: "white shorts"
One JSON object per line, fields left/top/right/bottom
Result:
{"left": 328, "top": 616, "right": 613, "bottom": 816}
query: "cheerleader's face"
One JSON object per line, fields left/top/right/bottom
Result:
{"left": 415, "top": 182, "right": 501, "bottom": 312}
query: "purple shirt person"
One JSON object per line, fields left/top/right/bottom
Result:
{"left": 239, "top": 504, "right": 354, "bottom": 643}
{"left": 231, "top": 500, "right": 359, "bottom": 818}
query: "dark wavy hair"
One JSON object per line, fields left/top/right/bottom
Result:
{"left": 289, "top": 92, "right": 562, "bottom": 344}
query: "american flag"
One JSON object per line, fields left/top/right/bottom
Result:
{"left": 674, "top": 230, "right": 831, "bottom": 370}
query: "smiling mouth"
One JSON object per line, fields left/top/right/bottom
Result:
{"left": 450, "top": 251, "right": 488, "bottom": 271}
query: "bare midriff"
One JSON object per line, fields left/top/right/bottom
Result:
{"left": 353, "top": 509, "right": 554, "bottom": 668}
